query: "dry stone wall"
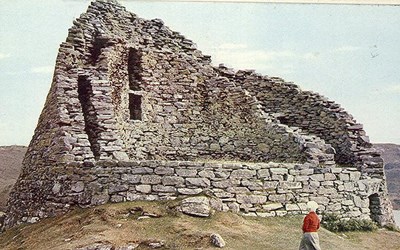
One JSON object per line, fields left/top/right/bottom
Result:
{"left": 2, "top": 0, "right": 394, "bottom": 230}
{"left": 2, "top": 160, "right": 390, "bottom": 228}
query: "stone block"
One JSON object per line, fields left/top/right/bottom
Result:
{"left": 310, "top": 174, "right": 324, "bottom": 182}
{"left": 276, "top": 210, "right": 288, "bottom": 216}
{"left": 341, "top": 200, "right": 354, "bottom": 206}
{"left": 295, "top": 176, "right": 309, "bottom": 182}
{"left": 268, "top": 194, "right": 286, "bottom": 202}
{"left": 186, "top": 177, "right": 210, "bottom": 188}
{"left": 176, "top": 168, "right": 197, "bottom": 177}
{"left": 121, "top": 174, "right": 141, "bottom": 184}
{"left": 349, "top": 172, "right": 361, "bottom": 181}
{"left": 155, "top": 167, "right": 174, "bottom": 175}
{"left": 227, "top": 202, "right": 240, "bottom": 212}
{"left": 344, "top": 182, "right": 355, "bottom": 191}
{"left": 263, "top": 181, "right": 278, "bottom": 190}
{"left": 309, "top": 196, "right": 329, "bottom": 205}
{"left": 131, "top": 167, "right": 153, "bottom": 174}
{"left": 236, "top": 194, "right": 267, "bottom": 204}
{"left": 329, "top": 168, "right": 342, "bottom": 174}
{"left": 110, "top": 195, "right": 125, "bottom": 203}
{"left": 286, "top": 204, "right": 300, "bottom": 211}
{"left": 230, "top": 169, "right": 256, "bottom": 179}
{"left": 257, "top": 211, "right": 276, "bottom": 217}
{"left": 177, "top": 188, "right": 203, "bottom": 195}
{"left": 324, "top": 173, "right": 336, "bottom": 181}
{"left": 153, "top": 185, "right": 176, "bottom": 193}
{"left": 241, "top": 180, "right": 264, "bottom": 190}
{"left": 270, "top": 168, "right": 288, "bottom": 175}
{"left": 257, "top": 169, "right": 270, "bottom": 178}
{"left": 214, "top": 170, "right": 230, "bottom": 179}
{"left": 126, "top": 193, "right": 143, "bottom": 202}
{"left": 71, "top": 181, "right": 85, "bottom": 193}
{"left": 318, "top": 187, "right": 336, "bottom": 195}
{"left": 199, "top": 170, "right": 215, "bottom": 179}
{"left": 262, "top": 203, "right": 283, "bottom": 211}
{"left": 109, "top": 184, "right": 129, "bottom": 194}
{"left": 52, "top": 182, "right": 62, "bottom": 194}
{"left": 279, "top": 181, "right": 302, "bottom": 189}
{"left": 339, "top": 173, "right": 350, "bottom": 181}
{"left": 226, "top": 187, "right": 250, "bottom": 194}
{"left": 136, "top": 185, "right": 152, "bottom": 194}
{"left": 300, "top": 169, "right": 314, "bottom": 175}
{"left": 91, "top": 194, "right": 109, "bottom": 205}
{"left": 162, "top": 176, "right": 185, "bottom": 186}
{"left": 141, "top": 175, "right": 162, "bottom": 184}
{"left": 212, "top": 179, "right": 240, "bottom": 189}
{"left": 271, "top": 174, "right": 284, "bottom": 181}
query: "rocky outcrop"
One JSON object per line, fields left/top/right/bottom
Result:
{"left": 3, "top": 0, "right": 393, "bottom": 229}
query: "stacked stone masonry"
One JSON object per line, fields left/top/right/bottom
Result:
{"left": 3, "top": 0, "right": 393, "bottom": 229}
{"left": 3, "top": 160, "right": 391, "bottom": 227}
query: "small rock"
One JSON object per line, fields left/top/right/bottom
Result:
{"left": 179, "top": 196, "right": 211, "bottom": 217}
{"left": 76, "top": 242, "right": 114, "bottom": 250}
{"left": 210, "top": 233, "right": 226, "bottom": 248}
{"left": 148, "top": 241, "right": 165, "bottom": 248}
{"left": 0, "top": 211, "right": 5, "bottom": 226}
{"left": 142, "top": 212, "right": 161, "bottom": 218}
{"left": 115, "top": 243, "right": 139, "bottom": 250}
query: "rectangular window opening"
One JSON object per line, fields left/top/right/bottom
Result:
{"left": 129, "top": 94, "right": 142, "bottom": 120}
{"left": 128, "top": 48, "right": 142, "bottom": 91}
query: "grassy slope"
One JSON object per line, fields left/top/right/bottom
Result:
{"left": 1, "top": 201, "right": 399, "bottom": 250}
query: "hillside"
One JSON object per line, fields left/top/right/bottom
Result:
{"left": 1, "top": 200, "right": 400, "bottom": 250}
{"left": 0, "top": 146, "right": 26, "bottom": 211}
{"left": 374, "top": 144, "right": 400, "bottom": 210}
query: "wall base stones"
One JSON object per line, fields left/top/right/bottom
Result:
{"left": 2, "top": 160, "right": 394, "bottom": 230}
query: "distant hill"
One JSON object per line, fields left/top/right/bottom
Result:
{"left": 0, "top": 146, "right": 26, "bottom": 211}
{"left": 374, "top": 143, "right": 400, "bottom": 210}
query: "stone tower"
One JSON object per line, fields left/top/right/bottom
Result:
{"left": 3, "top": 0, "right": 394, "bottom": 229}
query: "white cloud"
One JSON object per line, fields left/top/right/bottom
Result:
{"left": 211, "top": 43, "right": 318, "bottom": 75}
{"left": 333, "top": 45, "right": 362, "bottom": 53}
{"left": 30, "top": 66, "right": 54, "bottom": 74}
{"left": 218, "top": 43, "right": 248, "bottom": 50}
{"left": 372, "top": 84, "right": 400, "bottom": 95}
{"left": 385, "top": 85, "right": 400, "bottom": 94}
{"left": 0, "top": 53, "right": 11, "bottom": 60}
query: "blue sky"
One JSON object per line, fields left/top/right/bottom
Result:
{"left": 0, "top": 0, "right": 399, "bottom": 145}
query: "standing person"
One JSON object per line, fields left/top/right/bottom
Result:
{"left": 299, "top": 201, "right": 321, "bottom": 250}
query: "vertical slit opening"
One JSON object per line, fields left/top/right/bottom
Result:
{"left": 77, "top": 76, "right": 101, "bottom": 159}
{"left": 129, "top": 94, "right": 142, "bottom": 120}
{"left": 369, "top": 193, "right": 381, "bottom": 223}
{"left": 90, "top": 38, "right": 108, "bottom": 65}
{"left": 128, "top": 48, "right": 142, "bottom": 91}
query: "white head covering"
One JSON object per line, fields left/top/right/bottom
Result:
{"left": 307, "top": 201, "right": 319, "bottom": 211}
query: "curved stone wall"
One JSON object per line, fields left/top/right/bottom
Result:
{"left": 2, "top": 160, "right": 391, "bottom": 229}
{"left": 217, "top": 66, "right": 372, "bottom": 166}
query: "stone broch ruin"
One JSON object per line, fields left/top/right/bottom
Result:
{"left": 2, "top": 0, "right": 394, "bottom": 229}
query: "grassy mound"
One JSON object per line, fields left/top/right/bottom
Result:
{"left": 1, "top": 200, "right": 400, "bottom": 249}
